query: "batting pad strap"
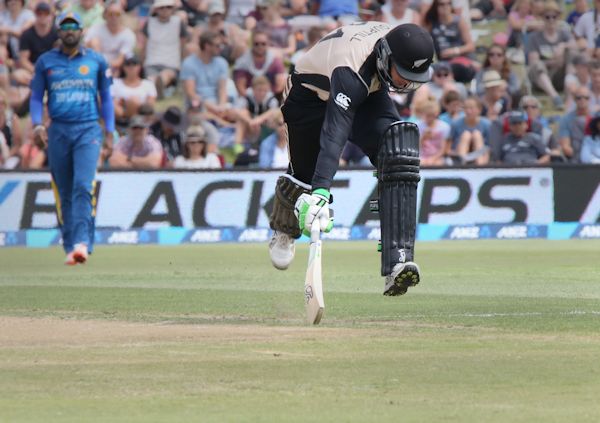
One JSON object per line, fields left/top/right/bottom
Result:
{"left": 377, "top": 121, "right": 420, "bottom": 276}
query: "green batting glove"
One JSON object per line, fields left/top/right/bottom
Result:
{"left": 294, "top": 188, "right": 334, "bottom": 237}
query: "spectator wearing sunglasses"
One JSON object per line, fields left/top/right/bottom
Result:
{"left": 474, "top": 44, "right": 521, "bottom": 100}
{"left": 519, "top": 95, "right": 562, "bottom": 159}
{"left": 558, "top": 85, "right": 592, "bottom": 162}
{"left": 412, "top": 61, "right": 466, "bottom": 106}
{"left": 525, "top": 1, "right": 574, "bottom": 110}
{"left": 564, "top": 53, "right": 590, "bottom": 111}
{"left": 233, "top": 29, "right": 287, "bottom": 98}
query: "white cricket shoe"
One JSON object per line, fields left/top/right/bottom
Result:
{"left": 383, "top": 262, "right": 420, "bottom": 296}
{"left": 269, "top": 231, "right": 295, "bottom": 270}
{"left": 72, "top": 243, "right": 88, "bottom": 264}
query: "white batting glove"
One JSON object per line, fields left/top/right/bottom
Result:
{"left": 294, "top": 188, "right": 334, "bottom": 237}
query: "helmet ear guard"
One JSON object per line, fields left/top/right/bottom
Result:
{"left": 375, "top": 38, "right": 425, "bottom": 94}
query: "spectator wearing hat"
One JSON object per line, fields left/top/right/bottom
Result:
{"left": 233, "top": 28, "right": 287, "bottom": 98}
{"left": 17, "top": 2, "right": 57, "bottom": 75}
{"left": 488, "top": 95, "right": 561, "bottom": 161}
{"left": 66, "top": 0, "right": 105, "bottom": 29}
{"left": 140, "top": 0, "right": 188, "bottom": 99}
{"left": 181, "top": 31, "right": 230, "bottom": 115}
{"left": 526, "top": 0, "right": 574, "bottom": 110}
{"left": 497, "top": 110, "right": 550, "bottom": 165}
{"left": 480, "top": 69, "right": 511, "bottom": 121}
{"left": 564, "top": 53, "right": 590, "bottom": 110}
{"left": 558, "top": 85, "right": 592, "bottom": 163}
{"left": 173, "top": 125, "right": 222, "bottom": 169}
{"left": 109, "top": 115, "right": 163, "bottom": 168}
{"left": 9, "top": 2, "right": 57, "bottom": 115}
{"left": 84, "top": 0, "right": 136, "bottom": 75}
{"left": 111, "top": 55, "right": 157, "bottom": 122}
{"left": 149, "top": 105, "right": 184, "bottom": 162}
{"left": 580, "top": 112, "right": 600, "bottom": 163}
{"left": 474, "top": 44, "right": 521, "bottom": 101}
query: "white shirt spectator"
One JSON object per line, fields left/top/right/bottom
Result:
{"left": 271, "top": 143, "right": 289, "bottom": 169}
{"left": 84, "top": 22, "right": 136, "bottom": 64}
{"left": 173, "top": 153, "right": 222, "bottom": 169}
{"left": 111, "top": 78, "right": 158, "bottom": 103}
{"left": 574, "top": 10, "right": 600, "bottom": 49}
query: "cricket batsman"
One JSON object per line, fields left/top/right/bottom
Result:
{"left": 268, "top": 22, "right": 434, "bottom": 296}
{"left": 31, "top": 12, "right": 115, "bottom": 265}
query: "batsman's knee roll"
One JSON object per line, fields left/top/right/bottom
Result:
{"left": 270, "top": 175, "right": 311, "bottom": 239}
{"left": 376, "top": 121, "right": 420, "bottom": 276}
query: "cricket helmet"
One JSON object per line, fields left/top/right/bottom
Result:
{"left": 375, "top": 23, "right": 434, "bottom": 92}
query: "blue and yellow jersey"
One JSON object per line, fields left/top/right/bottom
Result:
{"left": 31, "top": 47, "right": 112, "bottom": 124}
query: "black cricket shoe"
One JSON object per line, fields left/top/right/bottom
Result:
{"left": 383, "top": 262, "right": 420, "bottom": 296}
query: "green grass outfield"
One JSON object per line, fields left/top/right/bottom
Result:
{"left": 1, "top": 240, "right": 599, "bottom": 422}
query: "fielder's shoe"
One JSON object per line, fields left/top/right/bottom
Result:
{"left": 72, "top": 243, "right": 88, "bottom": 264}
{"left": 64, "top": 252, "right": 77, "bottom": 266}
{"left": 383, "top": 262, "right": 420, "bottom": 296}
{"left": 269, "top": 231, "right": 295, "bottom": 270}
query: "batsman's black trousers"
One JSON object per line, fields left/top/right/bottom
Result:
{"left": 280, "top": 78, "right": 401, "bottom": 186}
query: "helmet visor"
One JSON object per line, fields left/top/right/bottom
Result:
{"left": 393, "top": 59, "right": 433, "bottom": 84}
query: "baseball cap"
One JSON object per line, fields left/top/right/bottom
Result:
{"left": 508, "top": 110, "right": 528, "bottom": 125}
{"left": 129, "top": 115, "right": 148, "bottom": 128}
{"left": 35, "top": 2, "right": 52, "bottom": 13}
{"left": 161, "top": 106, "right": 183, "bottom": 129}
{"left": 57, "top": 11, "right": 82, "bottom": 26}
{"left": 384, "top": 24, "right": 434, "bottom": 83}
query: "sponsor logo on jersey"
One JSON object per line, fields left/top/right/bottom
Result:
{"left": 334, "top": 92, "right": 351, "bottom": 110}
{"left": 412, "top": 58, "right": 428, "bottom": 69}
{"left": 79, "top": 65, "right": 89, "bottom": 75}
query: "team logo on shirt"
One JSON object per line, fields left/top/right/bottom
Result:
{"left": 79, "top": 65, "right": 90, "bottom": 75}
{"left": 334, "top": 92, "right": 351, "bottom": 111}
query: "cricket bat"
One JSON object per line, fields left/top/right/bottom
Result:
{"left": 304, "top": 220, "right": 324, "bottom": 325}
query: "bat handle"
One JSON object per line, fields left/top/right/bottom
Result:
{"left": 310, "top": 220, "right": 320, "bottom": 243}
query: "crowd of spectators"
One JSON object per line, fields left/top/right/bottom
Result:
{"left": 2, "top": 0, "right": 600, "bottom": 170}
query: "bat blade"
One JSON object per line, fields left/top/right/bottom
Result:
{"left": 304, "top": 237, "right": 324, "bottom": 325}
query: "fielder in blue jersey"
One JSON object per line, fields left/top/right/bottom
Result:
{"left": 31, "top": 12, "right": 115, "bottom": 265}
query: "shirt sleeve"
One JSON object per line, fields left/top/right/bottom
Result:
{"left": 311, "top": 66, "right": 368, "bottom": 191}
{"left": 179, "top": 57, "right": 194, "bottom": 81}
{"left": 29, "top": 55, "right": 46, "bottom": 125}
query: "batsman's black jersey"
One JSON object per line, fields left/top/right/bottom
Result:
{"left": 289, "top": 21, "right": 394, "bottom": 190}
